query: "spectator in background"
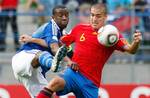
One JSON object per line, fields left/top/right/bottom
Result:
{"left": 76, "top": 0, "right": 98, "bottom": 5}
{"left": 144, "top": 0, "right": 150, "bottom": 45}
{"left": 106, "top": 0, "right": 133, "bottom": 27}
{"left": 142, "top": 0, "right": 150, "bottom": 33}
{"left": 133, "top": 0, "right": 147, "bottom": 29}
{"left": 107, "top": 0, "right": 132, "bottom": 14}
{"left": 63, "top": 0, "right": 98, "bottom": 6}
{"left": 63, "top": 0, "right": 79, "bottom": 32}
{"left": 26, "top": 0, "right": 62, "bottom": 26}
{"left": 77, "top": 3, "right": 91, "bottom": 24}
{"left": 62, "top": 0, "right": 98, "bottom": 32}
{"left": 133, "top": 0, "right": 150, "bottom": 45}
{"left": 0, "top": 0, "right": 19, "bottom": 51}
{"left": 0, "top": 1, "right": 2, "bottom": 44}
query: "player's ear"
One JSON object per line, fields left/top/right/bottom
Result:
{"left": 52, "top": 16, "right": 56, "bottom": 21}
{"left": 52, "top": 16, "right": 54, "bottom": 19}
{"left": 104, "top": 15, "right": 107, "bottom": 19}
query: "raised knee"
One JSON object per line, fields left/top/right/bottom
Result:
{"left": 48, "top": 76, "right": 65, "bottom": 91}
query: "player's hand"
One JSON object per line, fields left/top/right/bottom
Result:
{"left": 19, "top": 34, "right": 32, "bottom": 43}
{"left": 67, "top": 61, "right": 79, "bottom": 72}
{"left": 37, "top": 4, "right": 44, "bottom": 12}
{"left": 133, "top": 30, "right": 142, "bottom": 43}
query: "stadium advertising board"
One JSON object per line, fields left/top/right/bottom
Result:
{"left": 0, "top": 84, "right": 150, "bottom": 98}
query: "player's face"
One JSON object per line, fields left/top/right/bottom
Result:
{"left": 53, "top": 8, "right": 69, "bottom": 30}
{"left": 90, "top": 8, "right": 107, "bottom": 31}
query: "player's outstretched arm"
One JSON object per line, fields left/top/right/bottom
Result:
{"left": 124, "top": 30, "right": 142, "bottom": 54}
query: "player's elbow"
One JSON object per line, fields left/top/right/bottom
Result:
{"left": 124, "top": 46, "right": 137, "bottom": 54}
{"left": 126, "top": 48, "right": 137, "bottom": 54}
{"left": 128, "top": 51, "right": 136, "bottom": 54}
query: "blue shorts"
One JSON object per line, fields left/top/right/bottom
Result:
{"left": 56, "top": 68, "right": 98, "bottom": 98}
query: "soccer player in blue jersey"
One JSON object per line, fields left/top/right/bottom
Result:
{"left": 12, "top": 5, "right": 70, "bottom": 98}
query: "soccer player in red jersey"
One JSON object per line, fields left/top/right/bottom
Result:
{"left": 36, "top": 3, "right": 142, "bottom": 98}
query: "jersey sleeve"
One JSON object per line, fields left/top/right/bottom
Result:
{"left": 43, "top": 24, "right": 59, "bottom": 48}
{"left": 60, "top": 25, "right": 78, "bottom": 46}
{"left": 115, "top": 33, "right": 129, "bottom": 52}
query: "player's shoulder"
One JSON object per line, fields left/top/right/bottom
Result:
{"left": 36, "top": 22, "right": 49, "bottom": 32}
{"left": 74, "top": 23, "right": 91, "bottom": 29}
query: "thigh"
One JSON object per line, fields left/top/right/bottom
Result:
{"left": 56, "top": 68, "right": 98, "bottom": 98}
{"left": 81, "top": 81, "right": 98, "bottom": 98}
{"left": 72, "top": 70, "right": 98, "bottom": 98}
{"left": 12, "top": 50, "right": 48, "bottom": 97}
{"left": 56, "top": 68, "right": 75, "bottom": 96}
{"left": 12, "top": 50, "right": 36, "bottom": 78}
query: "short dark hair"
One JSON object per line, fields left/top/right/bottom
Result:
{"left": 91, "top": 3, "right": 107, "bottom": 15}
{"left": 52, "top": 5, "right": 68, "bottom": 15}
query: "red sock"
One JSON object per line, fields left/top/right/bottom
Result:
{"left": 36, "top": 87, "right": 53, "bottom": 98}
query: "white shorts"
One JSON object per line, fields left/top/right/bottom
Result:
{"left": 12, "top": 50, "right": 48, "bottom": 98}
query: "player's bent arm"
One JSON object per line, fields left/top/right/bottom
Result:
{"left": 123, "top": 31, "right": 142, "bottom": 54}
{"left": 123, "top": 42, "right": 140, "bottom": 54}
{"left": 19, "top": 34, "right": 48, "bottom": 47}
{"left": 63, "top": 56, "right": 72, "bottom": 65}
{"left": 63, "top": 56, "right": 79, "bottom": 71}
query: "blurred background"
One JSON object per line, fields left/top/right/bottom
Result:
{"left": 0, "top": 0, "right": 150, "bottom": 97}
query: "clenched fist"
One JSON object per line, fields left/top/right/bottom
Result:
{"left": 133, "top": 30, "right": 142, "bottom": 43}
{"left": 19, "top": 34, "right": 32, "bottom": 43}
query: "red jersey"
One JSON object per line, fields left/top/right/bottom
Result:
{"left": 1, "top": 0, "right": 18, "bottom": 9}
{"left": 61, "top": 24, "right": 127, "bottom": 87}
